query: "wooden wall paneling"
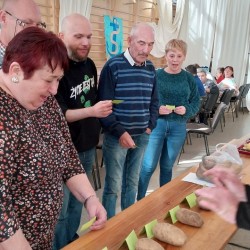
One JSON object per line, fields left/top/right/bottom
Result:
{"left": 90, "top": 0, "right": 165, "bottom": 73}
{"left": 50, "top": 0, "right": 59, "bottom": 33}
{"left": 35, "top": 0, "right": 60, "bottom": 33}
{"left": 0, "top": 0, "right": 165, "bottom": 71}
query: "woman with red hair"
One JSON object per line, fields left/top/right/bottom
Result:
{"left": 0, "top": 27, "right": 106, "bottom": 250}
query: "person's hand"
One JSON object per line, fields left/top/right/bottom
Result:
{"left": 173, "top": 106, "right": 186, "bottom": 115}
{"left": 119, "top": 132, "right": 136, "bottom": 148}
{"left": 195, "top": 186, "right": 239, "bottom": 224}
{"left": 159, "top": 105, "right": 172, "bottom": 115}
{"left": 91, "top": 100, "right": 112, "bottom": 118}
{"left": 203, "top": 167, "right": 247, "bottom": 202}
{"left": 145, "top": 128, "right": 151, "bottom": 134}
{"left": 84, "top": 195, "right": 107, "bottom": 230}
{"left": 195, "top": 167, "right": 247, "bottom": 225}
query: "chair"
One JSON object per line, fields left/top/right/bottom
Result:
{"left": 219, "top": 88, "right": 235, "bottom": 105}
{"left": 199, "top": 87, "right": 219, "bottom": 126}
{"left": 94, "top": 132, "right": 104, "bottom": 189}
{"left": 91, "top": 168, "right": 99, "bottom": 191}
{"left": 186, "top": 102, "right": 227, "bottom": 155}
{"left": 218, "top": 89, "right": 235, "bottom": 126}
{"left": 239, "top": 83, "right": 250, "bottom": 114}
{"left": 189, "top": 96, "right": 207, "bottom": 123}
{"left": 177, "top": 97, "right": 205, "bottom": 164}
{"left": 229, "top": 84, "right": 245, "bottom": 120}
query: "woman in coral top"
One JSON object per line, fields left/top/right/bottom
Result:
{"left": 215, "top": 67, "right": 225, "bottom": 83}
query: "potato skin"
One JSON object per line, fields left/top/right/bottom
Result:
{"left": 196, "top": 155, "right": 242, "bottom": 181}
{"left": 153, "top": 222, "right": 187, "bottom": 246}
{"left": 176, "top": 208, "right": 204, "bottom": 227}
{"left": 135, "top": 238, "right": 164, "bottom": 250}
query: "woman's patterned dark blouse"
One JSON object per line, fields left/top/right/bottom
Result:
{"left": 0, "top": 88, "right": 85, "bottom": 249}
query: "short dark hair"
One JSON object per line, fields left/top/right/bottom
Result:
{"left": 224, "top": 66, "right": 234, "bottom": 77}
{"left": 217, "top": 67, "right": 224, "bottom": 74}
{"left": 185, "top": 64, "right": 197, "bottom": 75}
{"left": 2, "top": 26, "right": 68, "bottom": 79}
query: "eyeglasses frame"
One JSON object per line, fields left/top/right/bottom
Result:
{"left": 5, "top": 10, "right": 46, "bottom": 31}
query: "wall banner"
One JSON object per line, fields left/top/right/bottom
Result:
{"left": 104, "top": 15, "right": 123, "bottom": 59}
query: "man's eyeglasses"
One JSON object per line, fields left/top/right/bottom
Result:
{"left": 5, "top": 10, "right": 46, "bottom": 29}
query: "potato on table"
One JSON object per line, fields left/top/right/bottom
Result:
{"left": 176, "top": 208, "right": 204, "bottom": 227}
{"left": 153, "top": 222, "right": 187, "bottom": 246}
{"left": 135, "top": 238, "right": 164, "bottom": 250}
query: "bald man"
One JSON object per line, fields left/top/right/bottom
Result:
{"left": 54, "top": 13, "right": 112, "bottom": 249}
{"left": 0, "top": 0, "right": 45, "bottom": 68}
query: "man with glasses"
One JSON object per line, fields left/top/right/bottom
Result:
{"left": 0, "top": 0, "right": 46, "bottom": 68}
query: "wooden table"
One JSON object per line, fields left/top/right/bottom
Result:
{"left": 63, "top": 137, "right": 250, "bottom": 250}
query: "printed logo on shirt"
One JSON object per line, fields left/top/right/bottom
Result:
{"left": 70, "top": 75, "right": 95, "bottom": 100}
{"left": 84, "top": 100, "right": 91, "bottom": 108}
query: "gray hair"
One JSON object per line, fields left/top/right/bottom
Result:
{"left": 129, "top": 22, "right": 154, "bottom": 37}
{"left": 197, "top": 68, "right": 207, "bottom": 74}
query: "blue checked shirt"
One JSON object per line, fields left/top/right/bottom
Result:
{"left": 0, "top": 41, "right": 6, "bottom": 69}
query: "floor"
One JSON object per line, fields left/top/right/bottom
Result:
{"left": 79, "top": 107, "right": 250, "bottom": 249}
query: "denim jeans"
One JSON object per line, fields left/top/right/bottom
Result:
{"left": 102, "top": 132, "right": 149, "bottom": 219}
{"left": 137, "top": 119, "right": 186, "bottom": 200}
{"left": 53, "top": 147, "right": 95, "bottom": 250}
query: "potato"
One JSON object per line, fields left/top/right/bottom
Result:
{"left": 196, "top": 155, "right": 242, "bottom": 181}
{"left": 176, "top": 208, "right": 204, "bottom": 227}
{"left": 135, "top": 238, "right": 164, "bottom": 250}
{"left": 153, "top": 222, "right": 187, "bottom": 246}
{"left": 196, "top": 156, "right": 216, "bottom": 181}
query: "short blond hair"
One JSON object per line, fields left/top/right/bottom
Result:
{"left": 165, "top": 39, "right": 187, "bottom": 56}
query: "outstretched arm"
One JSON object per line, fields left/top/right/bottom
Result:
{"left": 195, "top": 168, "right": 247, "bottom": 225}
{"left": 66, "top": 174, "right": 107, "bottom": 230}
{"left": 65, "top": 100, "right": 112, "bottom": 123}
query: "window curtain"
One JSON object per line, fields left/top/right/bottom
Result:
{"left": 178, "top": 0, "right": 250, "bottom": 88}
{"left": 178, "top": 0, "right": 218, "bottom": 69}
{"left": 246, "top": 51, "right": 250, "bottom": 111}
{"left": 59, "top": 0, "right": 93, "bottom": 31}
{"left": 150, "top": 0, "right": 186, "bottom": 58}
{"left": 212, "top": 0, "right": 250, "bottom": 86}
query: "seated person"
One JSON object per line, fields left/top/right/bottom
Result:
{"left": 194, "top": 64, "right": 215, "bottom": 82}
{"left": 215, "top": 67, "right": 225, "bottom": 83}
{"left": 186, "top": 64, "right": 206, "bottom": 97}
{"left": 217, "top": 66, "right": 239, "bottom": 96}
{"left": 197, "top": 68, "right": 217, "bottom": 94}
{"left": 196, "top": 70, "right": 219, "bottom": 124}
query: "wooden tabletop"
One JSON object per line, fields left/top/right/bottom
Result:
{"left": 63, "top": 136, "right": 250, "bottom": 250}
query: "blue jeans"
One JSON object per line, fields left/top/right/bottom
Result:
{"left": 102, "top": 132, "right": 149, "bottom": 219}
{"left": 137, "top": 119, "right": 186, "bottom": 200}
{"left": 53, "top": 148, "right": 95, "bottom": 250}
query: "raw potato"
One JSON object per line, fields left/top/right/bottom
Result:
{"left": 196, "top": 156, "right": 216, "bottom": 181}
{"left": 176, "top": 208, "right": 204, "bottom": 227}
{"left": 153, "top": 222, "right": 187, "bottom": 246}
{"left": 135, "top": 238, "right": 164, "bottom": 250}
{"left": 196, "top": 155, "right": 242, "bottom": 181}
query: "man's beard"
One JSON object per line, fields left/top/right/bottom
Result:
{"left": 69, "top": 48, "right": 89, "bottom": 62}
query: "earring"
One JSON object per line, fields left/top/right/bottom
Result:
{"left": 11, "top": 76, "right": 19, "bottom": 83}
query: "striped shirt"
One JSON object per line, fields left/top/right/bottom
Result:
{"left": 98, "top": 51, "right": 159, "bottom": 137}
